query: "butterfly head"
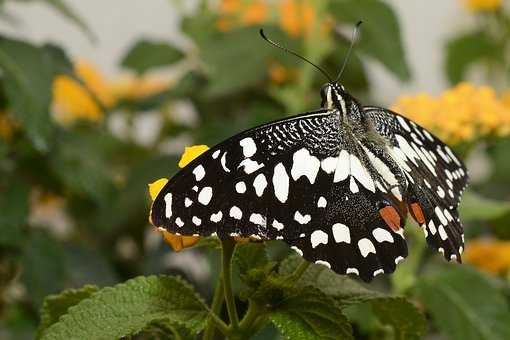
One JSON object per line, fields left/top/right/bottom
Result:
{"left": 320, "top": 82, "right": 348, "bottom": 112}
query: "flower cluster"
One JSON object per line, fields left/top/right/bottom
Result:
{"left": 463, "top": 0, "right": 501, "bottom": 12}
{"left": 216, "top": 0, "right": 332, "bottom": 38}
{"left": 464, "top": 239, "right": 510, "bottom": 275}
{"left": 391, "top": 83, "right": 510, "bottom": 144}
{"left": 52, "top": 60, "right": 172, "bottom": 126}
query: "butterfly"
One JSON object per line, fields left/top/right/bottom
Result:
{"left": 150, "top": 26, "right": 468, "bottom": 282}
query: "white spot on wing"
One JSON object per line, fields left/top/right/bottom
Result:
{"left": 294, "top": 211, "right": 311, "bottom": 225}
{"left": 164, "top": 193, "right": 172, "bottom": 218}
{"left": 315, "top": 260, "right": 331, "bottom": 269}
{"left": 372, "top": 228, "right": 394, "bottom": 243}
{"left": 184, "top": 197, "right": 193, "bottom": 207}
{"left": 175, "top": 217, "right": 184, "bottom": 227}
{"left": 332, "top": 223, "right": 350, "bottom": 243}
{"left": 435, "top": 207, "right": 448, "bottom": 225}
{"left": 273, "top": 163, "right": 289, "bottom": 203}
{"left": 291, "top": 246, "right": 303, "bottom": 256}
{"left": 235, "top": 181, "right": 246, "bottom": 194}
{"left": 192, "top": 216, "right": 201, "bottom": 226}
{"left": 193, "top": 165, "right": 206, "bottom": 181}
{"left": 272, "top": 219, "right": 284, "bottom": 231}
{"left": 198, "top": 187, "right": 213, "bottom": 205}
{"left": 395, "top": 256, "right": 405, "bottom": 264}
{"left": 212, "top": 150, "right": 221, "bottom": 159}
{"left": 396, "top": 116, "right": 411, "bottom": 131}
{"left": 249, "top": 213, "right": 265, "bottom": 226}
{"left": 229, "top": 206, "right": 242, "bottom": 220}
{"left": 291, "top": 148, "right": 321, "bottom": 184}
{"left": 210, "top": 211, "right": 223, "bottom": 223}
{"left": 373, "top": 269, "right": 384, "bottom": 277}
{"left": 253, "top": 173, "right": 268, "bottom": 197}
{"left": 239, "top": 159, "right": 264, "bottom": 174}
{"left": 221, "top": 153, "right": 231, "bottom": 172}
{"left": 310, "top": 230, "right": 328, "bottom": 248}
{"left": 321, "top": 157, "right": 337, "bottom": 174}
{"left": 317, "top": 196, "right": 327, "bottom": 208}
{"left": 346, "top": 268, "right": 359, "bottom": 275}
{"left": 350, "top": 154, "right": 375, "bottom": 192}
{"left": 438, "top": 225, "right": 448, "bottom": 240}
{"left": 358, "top": 238, "right": 376, "bottom": 257}
{"left": 239, "top": 137, "right": 257, "bottom": 157}
{"left": 333, "top": 150, "right": 350, "bottom": 182}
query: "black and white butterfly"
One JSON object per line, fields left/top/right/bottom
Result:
{"left": 150, "top": 27, "right": 468, "bottom": 282}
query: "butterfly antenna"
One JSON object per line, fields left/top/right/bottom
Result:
{"left": 335, "top": 21, "right": 363, "bottom": 83}
{"left": 259, "top": 29, "right": 333, "bottom": 83}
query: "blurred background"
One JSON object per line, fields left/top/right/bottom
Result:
{"left": 1, "top": 0, "right": 510, "bottom": 339}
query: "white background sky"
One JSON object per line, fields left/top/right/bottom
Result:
{"left": 0, "top": 0, "right": 473, "bottom": 105}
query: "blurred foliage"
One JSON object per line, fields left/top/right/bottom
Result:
{"left": 0, "top": 0, "right": 508, "bottom": 339}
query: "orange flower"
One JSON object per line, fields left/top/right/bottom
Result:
{"left": 279, "top": 0, "right": 316, "bottom": 37}
{"left": 240, "top": 0, "right": 268, "bottom": 25}
{"left": 220, "top": 0, "right": 241, "bottom": 14}
{"left": 268, "top": 62, "right": 291, "bottom": 84}
{"left": 464, "top": 239, "right": 510, "bottom": 275}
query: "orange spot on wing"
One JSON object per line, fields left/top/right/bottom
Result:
{"left": 379, "top": 206, "right": 402, "bottom": 232}
{"left": 410, "top": 203, "right": 426, "bottom": 224}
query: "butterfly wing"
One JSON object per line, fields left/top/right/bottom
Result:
{"left": 364, "top": 106, "right": 468, "bottom": 261}
{"left": 151, "top": 109, "right": 408, "bottom": 281}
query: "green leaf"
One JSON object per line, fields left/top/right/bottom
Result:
{"left": 459, "top": 190, "right": 510, "bottom": 221}
{"left": 41, "top": 275, "right": 209, "bottom": 340}
{"left": 0, "top": 37, "right": 72, "bottom": 150}
{"left": 200, "top": 26, "right": 297, "bottom": 97}
{"left": 280, "top": 256, "right": 426, "bottom": 339}
{"left": 21, "top": 232, "right": 67, "bottom": 307}
{"left": 38, "top": 285, "right": 99, "bottom": 337}
{"left": 370, "top": 298, "right": 425, "bottom": 340}
{"left": 0, "top": 178, "right": 29, "bottom": 246}
{"left": 235, "top": 242, "right": 269, "bottom": 277}
{"left": 330, "top": 0, "right": 411, "bottom": 81}
{"left": 445, "top": 31, "right": 498, "bottom": 84}
{"left": 270, "top": 288, "right": 353, "bottom": 340}
{"left": 121, "top": 40, "right": 184, "bottom": 74}
{"left": 414, "top": 265, "right": 510, "bottom": 340}
{"left": 44, "top": 0, "right": 95, "bottom": 41}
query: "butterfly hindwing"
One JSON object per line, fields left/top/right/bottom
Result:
{"left": 364, "top": 107, "right": 468, "bottom": 261}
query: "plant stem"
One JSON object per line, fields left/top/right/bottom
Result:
{"left": 286, "top": 260, "right": 311, "bottom": 285}
{"left": 203, "top": 276, "right": 225, "bottom": 340}
{"left": 221, "top": 238, "right": 240, "bottom": 330}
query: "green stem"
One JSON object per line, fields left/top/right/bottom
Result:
{"left": 286, "top": 260, "right": 311, "bottom": 285}
{"left": 203, "top": 276, "right": 225, "bottom": 340}
{"left": 221, "top": 238, "right": 240, "bottom": 330}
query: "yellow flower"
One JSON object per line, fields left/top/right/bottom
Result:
{"left": 391, "top": 83, "right": 510, "bottom": 144}
{"left": 178, "top": 145, "right": 210, "bottom": 168}
{"left": 52, "top": 60, "right": 114, "bottom": 126}
{"left": 463, "top": 0, "right": 501, "bottom": 12}
{"left": 110, "top": 74, "right": 172, "bottom": 102}
{"left": 464, "top": 239, "right": 510, "bottom": 275}
{"left": 268, "top": 61, "right": 293, "bottom": 85}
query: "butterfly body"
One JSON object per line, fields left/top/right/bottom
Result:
{"left": 151, "top": 81, "right": 468, "bottom": 282}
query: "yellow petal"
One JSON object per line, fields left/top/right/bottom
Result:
{"left": 148, "top": 178, "right": 169, "bottom": 201}
{"left": 178, "top": 145, "right": 210, "bottom": 168}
